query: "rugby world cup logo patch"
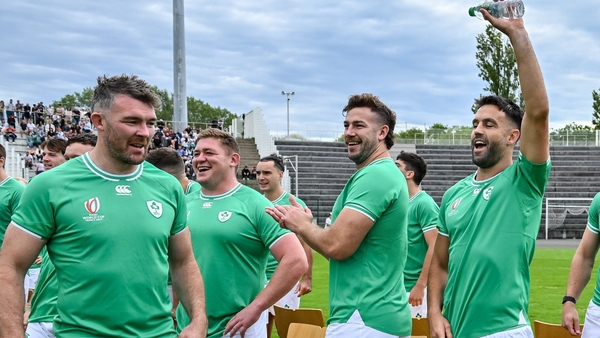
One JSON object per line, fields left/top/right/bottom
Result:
{"left": 448, "top": 197, "right": 462, "bottom": 217}
{"left": 85, "top": 197, "right": 100, "bottom": 214}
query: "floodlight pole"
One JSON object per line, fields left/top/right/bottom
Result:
{"left": 282, "top": 91, "right": 295, "bottom": 140}
{"left": 173, "top": 0, "right": 188, "bottom": 132}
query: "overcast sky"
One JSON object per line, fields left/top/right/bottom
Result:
{"left": 2, "top": 0, "right": 599, "bottom": 138}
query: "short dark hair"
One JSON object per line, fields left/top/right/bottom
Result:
{"left": 259, "top": 153, "right": 285, "bottom": 172}
{"left": 197, "top": 128, "right": 239, "bottom": 155}
{"left": 91, "top": 74, "right": 161, "bottom": 114}
{"left": 40, "top": 138, "right": 67, "bottom": 155}
{"left": 474, "top": 95, "right": 523, "bottom": 131}
{"left": 343, "top": 93, "right": 396, "bottom": 149}
{"left": 67, "top": 133, "right": 97, "bottom": 147}
{"left": 145, "top": 147, "right": 185, "bottom": 178}
{"left": 396, "top": 151, "right": 428, "bottom": 185}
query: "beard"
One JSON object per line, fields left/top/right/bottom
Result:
{"left": 103, "top": 122, "right": 148, "bottom": 165}
{"left": 347, "top": 136, "right": 377, "bottom": 165}
{"left": 471, "top": 137, "right": 505, "bottom": 169}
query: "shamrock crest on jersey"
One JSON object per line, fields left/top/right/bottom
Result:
{"left": 146, "top": 200, "right": 163, "bottom": 218}
{"left": 218, "top": 211, "right": 232, "bottom": 222}
{"left": 483, "top": 187, "right": 494, "bottom": 201}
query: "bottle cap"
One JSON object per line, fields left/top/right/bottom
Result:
{"left": 468, "top": 7, "right": 477, "bottom": 17}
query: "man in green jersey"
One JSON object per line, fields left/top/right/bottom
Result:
{"left": 177, "top": 128, "right": 307, "bottom": 338}
{"left": 428, "top": 13, "right": 551, "bottom": 338}
{"left": 395, "top": 151, "right": 438, "bottom": 319}
{"left": 562, "top": 193, "right": 600, "bottom": 337}
{"left": 255, "top": 153, "right": 314, "bottom": 338}
{"left": 267, "top": 93, "right": 411, "bottom": 337}
{"left": 0, "top": 143, "right": 25, "bottom": 250}
{"left": 0, "top": 74, "right": 207, "bottom": 337}
{"left": 24, "top": 133, "right": 96, "bottom": 337}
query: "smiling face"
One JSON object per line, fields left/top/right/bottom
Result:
{"left": 343, "top": 107, "right": 386, "bottom": 166}
{"left": 471, "top": 104, "right": 519, "bottom": 169}
{"left": 192, "top": 137, "right": 238, "bottom": 191}
{"left": 99, "top": 95, "right": 156, "bottom": 167}
{"left": 256, "top": 160, "right": 283, "bottom": 194}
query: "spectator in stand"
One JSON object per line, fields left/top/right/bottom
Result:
{"left": 7, "top": 110, "right": 17, "bottom": 128}
{"left": 4, "top": 125, "right": 17, "bottom": 142}
{"left": 56, "top": 127, "right": 66, "bottom": 140}
{"left": 47, "top": 126, "right": 56, "bottom": 139}
{"left": 26, "top": 120, "right": 35, "bottom": 133}
{"left": 15, "top": 100, "right": 23, "bottom": 120}
{"left": 19, "top": 119, "right": 27, "bottom": 138}
{"left": 65, "top": 107, "right": 72, "bottom": 124}
{"left": 23, "top": 103, "right": 31, "bottom": 123}
{"left": 23, "top": 152, "right": 33, "bottom": 170}
{"left": 0, "top": 101, "right": 5, "bottom": 115}
{"left": 55, "top": 105, "right": 64, "bottom": 127}
{"left": 6, "top": 99, "right": 15, "bottom": 117}
{"left": 241, "top": 165, "right": 251, "bottom": 184}
{"left": 34, "top": 104, "right": 44, "bottom": 125}
{"left": 82, "top": 117, "right": 91, "bottom": 133}
{"left": 250, "top": 166, "right": 257, "bottom": 180}
{"left": 46, "top": 104, "right": 54, "bottom": 122}
{"left": 52, "top": 109, "right": 61, "bottom": 129}
{"left": 72, "top": 107, "right": 80, "bottom": 126}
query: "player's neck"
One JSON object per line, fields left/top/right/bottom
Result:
{"left": 88, "top": 147, "right": 139, "bottom": 176}
{"left": 475, "top": 156, "right": 513, "bottom": 181}
{"left": 407, "top": 182, "right": 421, "bottom": 198}
{"left": 264, "top": 186, "right": 285, "bottom": 202}
{"left": 201, "top": 174, "right": 239, "bottom": 196}
{"left": 178, "top": 177, "right": 190, "bottom": 192}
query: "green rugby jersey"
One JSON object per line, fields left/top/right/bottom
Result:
{"left": 329, "top": 158, "right": 411, "bottom": 336}
{"left": 28, "top": 247, "right": 57, "bottom": 323}
{"left": 186, "top": 180, "right": 201, "bottom": 195}
{"left": 0, "top": 176, "right": 24, "bottom": 249}
{"left": 177, "top": 183, "right": 290, "bottom": 338}
{"left": 12, "top": 153, "right": 187, "bottom": 337}
{"left": 586, "top": 193, "right": 600, "bottom": 307}
{"left": 437, "top": 153, "right": 550, "bottom": 338}
{"left": 403, "top": 190, "right": 439, "bottom": 292}
{"left": 265, "top": 191, "right": 306, "bottom": 281}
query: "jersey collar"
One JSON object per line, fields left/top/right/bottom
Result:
{"left": 82, "top": 153, "right": 143, "bottom": 182}
{"left": 200, "top": 183, "right": 242, "bottom": 200}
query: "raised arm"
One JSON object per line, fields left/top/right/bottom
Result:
{"left": 0, "top": 224, "right": 46, "bottom": 336}
{"left": 483, "top": 11, "right": 549, "bottom": 163}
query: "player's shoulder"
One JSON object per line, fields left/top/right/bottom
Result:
{"left": 141, "top": 161, "right": 183, "bottom": 191}
{"left": 440, "top": 173, "right": 474, "bottom": 204}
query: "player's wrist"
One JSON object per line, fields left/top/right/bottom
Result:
{"left": 562, "top": 296, "right": 577, "bottom": 306}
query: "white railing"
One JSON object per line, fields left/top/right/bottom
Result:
{"left": 545, "top": 197, "right": 593, "bottom": 239}
{"left": 0, "top": 137, "right": 28, "bottom": 180}
{"left": 241, "top": 108, "right": 294, "bottom": 192}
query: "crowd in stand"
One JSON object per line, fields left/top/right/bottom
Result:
{"left": 0, "top": 98, "right": 92, "bottom": 173}
{"left": 150, "top": 119, "right": 203, "bottom": 181}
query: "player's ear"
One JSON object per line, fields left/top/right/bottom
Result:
{"left": 91, "top": 112, "right": 105, "bottom": 131}
{"left": 230, "top": 152, "right": 240, "bottom": 168}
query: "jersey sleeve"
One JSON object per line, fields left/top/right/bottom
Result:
{"left": 9, "top": 180, "right": 25, "bottom": 215}
{"left": 344, "top": 164, "right": 405, "bottom": 222}
{"left": 418, "top": 196, "right": 439, "bottom": 233}
{"left": 516, "top": 152, "right": 551, "bottom": 202}
{"left": 255, "top": 196, "right": 291, "bottom": 248}
{"left": 171, "top": 182, "right": 188, "bottom": 236}
{"left": 11, "top": 176, "right": 56, "bottom": 239}
{"left": 437, "top": 192, "right": 451, "bottom": 237}
{"left": 587, "top": 193, "right": 600, "bottom": 234}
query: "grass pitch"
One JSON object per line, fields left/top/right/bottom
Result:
{"left": 273, "top": 247, "right": 597, "bottom": 337}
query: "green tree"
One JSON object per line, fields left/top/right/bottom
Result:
{"left": 474, "top": 25, "right": 523, "bottom": 112}
{"left": 396, "top": 127, "right": 425, "bottom": 140}
{"left": 593, "top": 88, "right": 600, "bottom": 130}
{"left": 53, "top": 87, "right": 93, "bottom": 109}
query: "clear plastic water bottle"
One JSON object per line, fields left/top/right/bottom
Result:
{"left": 469, "top": 0, "right": 525, "bottom": 20}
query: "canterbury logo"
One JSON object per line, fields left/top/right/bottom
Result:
{"left": 115, "top": 185, "right": 132, "bottom": 194}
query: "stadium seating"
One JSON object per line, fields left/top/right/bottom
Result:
{"left": 417, "top": 145, "right": 600, "bottom": 239}
{"left": 287, "top": 323, "right": 326, "bottom": 338}
{"left": 534, "top": 320, "right": 582, "bottom": 338}
{"left": 273, "top": 306, "right": 326, "bottom": 338}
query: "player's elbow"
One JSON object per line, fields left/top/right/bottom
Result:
{"left": 326, "top": 245, "right": 356, "bottom": 261}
